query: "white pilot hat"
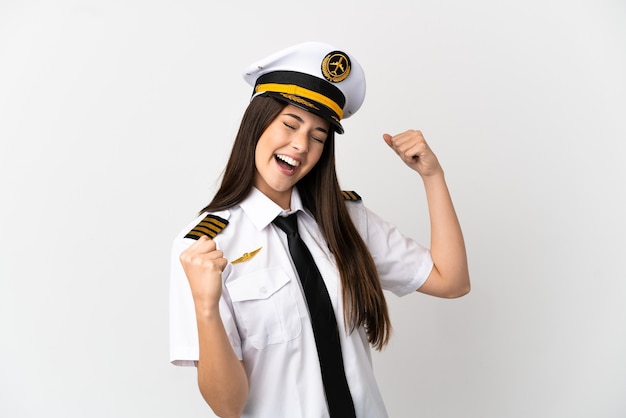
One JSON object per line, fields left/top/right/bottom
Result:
{"left": 242, "top": 41, "right": 366, "bottom": 134}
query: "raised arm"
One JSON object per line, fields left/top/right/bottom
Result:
{"left": 179, "top": 235, "right": 249, "bottom": 417}
{"left": 383, "top": 130, "right": 470, "bottom": 298}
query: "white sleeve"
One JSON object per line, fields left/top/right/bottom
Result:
{"left": 347, "top": 202, "right": 434, "bottom": 297}
{"left": 169, "top": 236, "right": 200, "bottom": 366}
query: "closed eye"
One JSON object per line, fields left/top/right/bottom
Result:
{"left": 281, "top": 112, "right": 328, "bottom": 144}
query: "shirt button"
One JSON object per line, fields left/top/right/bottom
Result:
{"left": 260, "top": 286, "right": 267, "bottom": 294}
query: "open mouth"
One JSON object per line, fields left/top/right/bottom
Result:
{"left": 275, "top": 154, "right": 300, "bottom": 171}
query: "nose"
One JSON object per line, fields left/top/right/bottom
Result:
{"left": 291, "top": 131, "right": 309, "bottom": 153}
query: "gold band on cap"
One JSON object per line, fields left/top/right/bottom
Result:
{"left": 255, "top": 83, "right": 344, "bottom": 120}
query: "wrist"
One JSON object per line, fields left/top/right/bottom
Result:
{"left": 421, "top": 167, "right": 445, "bottom": 184}
{"left": 194, "top": 299, "right": 222, "bottom": 321}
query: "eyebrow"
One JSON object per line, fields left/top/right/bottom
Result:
{"left": 284, "top": 113, "right": 329, "bottom": 134}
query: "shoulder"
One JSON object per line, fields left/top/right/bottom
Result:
{"left": 342, "top": 190, "right": 368, "bottom": 232}
{"left": 171, "top": 209, "right": 238, "bottom": 259}
{"left": 341, "top": 190, "right": 362, "bottom": 203}
{"left": 177, "top": 209, "right": 233, "bottom": 242}
{"left": 184, "top": 212, "right": 230, "bottom": 240}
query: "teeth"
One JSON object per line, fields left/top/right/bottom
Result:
{"left": 276, "top": 154, "right": 300, "bottom": 167}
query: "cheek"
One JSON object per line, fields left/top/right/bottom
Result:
{"left": 310, "top": 145, "right": 325, "bottom": 166}
{"left": 299, "top": 147, "right": 324, "bottom": 177}
{"left": 254, "top": 139, "right": 269, "bottom": 166}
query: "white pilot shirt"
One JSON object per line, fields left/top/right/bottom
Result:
{"left": 169, "top": 187, "right": 434, "bottom": 418}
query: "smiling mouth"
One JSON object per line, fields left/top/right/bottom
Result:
{"left": 275, "top": 154, "right": 300, "bottom": 170}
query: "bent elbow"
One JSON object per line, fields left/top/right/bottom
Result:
{"left": 418, "top": 267, "right": 471, "bottom": 298}
{"left": 436, "top": 272, "right": 471, "bottom": 298}
{"left": 447, "top": 276, "right": 471, "bottom": 298}
{"left": 201, "top": 391, "right": 247, "bottom": 418}
{"left": 198, "top": 375, "right": 248, "bottom": 418}
{"left": 450, "top": 282, "right": 471, "bottom": 298}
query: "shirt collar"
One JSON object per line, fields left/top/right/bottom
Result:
{"left": 239, "top": 187, "right": 309, "bottom": 231}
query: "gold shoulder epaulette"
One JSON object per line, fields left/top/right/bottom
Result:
{"left": 341, "top": 190, "right": 362, "bottom": 201}
{"left": 184, "top": 214, "right": 229, "bottom": 240}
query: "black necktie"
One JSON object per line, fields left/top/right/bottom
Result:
{"left": 273, "top": 212, "right": 356, "bottom": 418}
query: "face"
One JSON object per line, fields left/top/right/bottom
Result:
{"left": 254, "top": 104, "right": 330, "bottom": 209}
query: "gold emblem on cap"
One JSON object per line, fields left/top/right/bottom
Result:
{"left": 231, "top": 247, "right": 263, "bottom": 264}
{"left": 321, "top": 51, "right": 351, "bottom": 83}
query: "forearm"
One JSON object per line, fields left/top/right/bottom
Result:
{"left": 381, "top": 130, "right": 470, "bottom": 297}
{"left": 195, "top": 307, "right": 249, "bottom": 417}
{"left": 422, "top": 170, "right": 470, "bottom": 297}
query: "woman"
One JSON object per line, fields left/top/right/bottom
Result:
{"left": 170, "top": 41, "right": 470, "bottom": 418}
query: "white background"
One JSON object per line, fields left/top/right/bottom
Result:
{"left": 1, "top": 1, "right": 625, "bottom": 417}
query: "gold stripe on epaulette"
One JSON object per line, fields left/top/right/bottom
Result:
{"left": 341, "top": 190, "right": 362, "bottom": 201}
{"left": 184, "top": 214, "right": 229, "bottom": 240}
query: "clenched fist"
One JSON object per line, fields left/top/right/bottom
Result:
{"left": 383, "top": 130, "right": 442, "bottom": 178}
{"left": 179, "top": 235, "right": 228, "bottom": 310}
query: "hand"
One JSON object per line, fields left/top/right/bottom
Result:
{"left": 383, "top": 130, "right": 442, "bottom": 178}
{"left": 179, "top": 235, "right": 228, "bottom": 309}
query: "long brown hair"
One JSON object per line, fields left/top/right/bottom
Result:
{"left": 202, "top": 96, "right": 391, "bottom": 349}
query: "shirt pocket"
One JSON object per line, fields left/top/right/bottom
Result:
{"left": 226, "top": 267, "right": 302, "bottom": 349}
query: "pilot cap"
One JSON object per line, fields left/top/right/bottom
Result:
{"left": 242, "top": 41, "right": 366, "bottom": 134}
